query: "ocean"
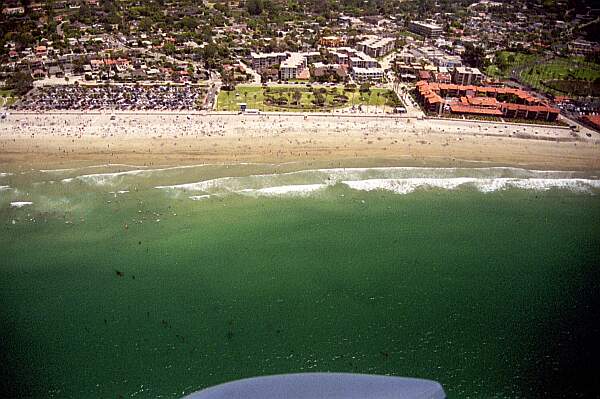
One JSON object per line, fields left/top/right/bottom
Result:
{"left": 1, "top": 164, "right": 599, "bottom": 398}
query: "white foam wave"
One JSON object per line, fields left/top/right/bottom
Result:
{"left": 342, "top": 178, "right": 600, "bottom": 194}
{"left": 342, "top": 178, "right": 476, "bottom": 194}
{"left": 189, "top": 195, "right": 211, "bottom": 201}
{"left": 0, "top": 185, "right": 12, "bottom": 191}
{"left": 0, "top": 172, "right": 13, "bottom": 177}
{"left": 155, "top": 167, "right": 591, "bottom": 197}
{"left": 62, "top": 164, "right": 221, "bottom": 185}
{"left": 241, "top": 184, "right": 327, "bottom": 196}
{"left": 40, "top": 164, "right": 150, "bottom": 173}
{"left": 158, "top": 176, "right": 239, "bottom": 192}
{"left": 10, "top": 201, "right": 33, "bottom": 208}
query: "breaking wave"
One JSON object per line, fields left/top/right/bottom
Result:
{"left": 155, "top": 167, "right": 600, "bottom": 198}
{"left": 60, "top": 164, "right": 217, "bottom": 185}
{"left": 341, "top": 178, "right": 600, "bottom": 194}
{"left": 10, "top": 201, "right": 33, "bottom": 208}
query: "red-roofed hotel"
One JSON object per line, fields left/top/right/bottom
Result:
{"left": 415, "top": 81, "right": 559, "bottom": 121}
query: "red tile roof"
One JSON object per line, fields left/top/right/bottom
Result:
{"left": 417, "top": 81, "right": 559, "bottom": 115}
{"left": 467, "top": 96, "right": 499, "bottom": 107}
{"left": 449, "top": 104, "right": 503, "bottom": 116}
{"left": 583, "top": 115, "right": 600, "bottom": 129}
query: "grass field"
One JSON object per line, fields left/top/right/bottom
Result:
{"left": 217, "top": 85, "right": 398, "bottom": 112}
{"left": 0, "top": 89, "right": 16, "bottom": 107}
{"left": 487, "top": 52, "right": 600, "bottom": 97}
{"left": 520, "top": 59, "right": 600, "bottom": 96}
{"left": 485, "top": 51, "right": 538, "bottom": 78}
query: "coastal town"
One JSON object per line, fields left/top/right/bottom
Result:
{"left": 2, "top": 4, "right": 600, "bottom": 399}
{"left": 0, "top": 0, "right": 599, "bottom": 130}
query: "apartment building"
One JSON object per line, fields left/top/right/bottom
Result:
{"left": 250, "top": 52, "right": 288, "bottom": 71}
{"left": 408, "top": 21, "right": 443, "bottom": 38}
{"left": 352, "top": 67, "right": 384, "bottom": 82}
{"left": 568, "top": 39, "right": 599, "bottom": 56}
{"left": 357, "top": 37, "right": 395, "bottom": 58}
{"left": 279, "top": 53, "right": 307, "bottom": 80}
{"left": 453, "top": 66, "right": 483, "bottom": 85}
{"left": 331, "top": 48, "right": 379, "bottom": 69}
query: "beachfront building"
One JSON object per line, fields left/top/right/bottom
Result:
{"left": 251, "top": 52, "right": 318, "bottom": 80}
{"left": 357, "top": 37, "right": 395, "bottom": 58}
{"left": 312, "top": 62, "right": 348, "bottom": 80}
{"left": 415, "top": 80, "right": 559, "bottom": 121}
{"left": 330, "top": 48, "right": 379, "bottom": 69}
{"left": 568, "top": 39, "right": 599, "bottom": 56}
{"left": 250, "top": 52, "right": 288, "bottom": 71}
{"left": 408, "top": 21, "right": 443, "bottom": 38}
{"left": 319, "top": 36, "right": 345, "bottom": 47}
{"left": 352, "top": 67, "right": 384, "bottom": 82}
{"left": 453, "top": 67, "right": 483, "bottom": 85}
{"left": 279, "top": 53, "right": 307, "bottom": 80}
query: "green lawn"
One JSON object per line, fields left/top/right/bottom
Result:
{"left": 520, "top": 58, "right": 600, "bottom": 96}
{"left": 0, "top": 89, "right": 17, "bottom": 107}
{"left": 489, "top": 51, "right": 538, "bottom": 77}
{"left": 487, "top": 52, "right": 600, "bottom": 97}
{"left": 217, "top": 85, "right": 398, "bottom": 112}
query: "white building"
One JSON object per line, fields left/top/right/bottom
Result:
{"left": 332, "top": 48, "right": 379, "bottom": 68}
{"left": 250, "top": 52, "right": 288, "bottom": 71}
{"left": 357, "top": 37, "right": 395, "bottom": 58}
{"left": 408, "top": 21, "right": 443, "bottom": 38}
{"left": 452, "top": 66, "right": 483, "bottom": 85}
{"left": 279, "top": 53, "right": 307, "bottom": 80}
{"left": 352, "top": 67, "right": 384, "bottom": 82}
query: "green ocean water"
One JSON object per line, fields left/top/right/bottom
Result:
{"left": 1, "top": 164, "right": 600, "bottom": 398}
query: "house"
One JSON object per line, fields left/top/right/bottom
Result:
{"left": 2, "top": 7, "right": 25, "bottom": 16}
{"left": 32, "top": 69, "right": 46, "bottom": 79}
{"left": 131, "top": 69, "right": 147, "bottom": 80}
{"left": 35, "top": 46, "right": 48, "bottom": 57}
{"left": 319, "top": 36, "right": 345, "bottom": 47}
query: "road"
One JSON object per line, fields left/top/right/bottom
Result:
{"left": 203, "top": 71, "right": 221, "bottom": 110}
{"left": 239, "top": 61, "right": 261, "bottom": 84}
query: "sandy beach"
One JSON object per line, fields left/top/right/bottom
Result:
{"left": 0, "top": 111, "right": 599, "bottom": 171}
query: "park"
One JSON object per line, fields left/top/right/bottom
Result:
{"left": 217, "top": 84, "right": 401, "bottom": 112}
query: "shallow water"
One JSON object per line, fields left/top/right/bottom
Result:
{"left": 1, "top": 164, "right": 599, "bottom": 398}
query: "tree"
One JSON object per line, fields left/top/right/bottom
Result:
{"left": 6, "top": 71, "right": 34, "bottom": 95}
{"left": 246, "top": 0, "right": 264, "bottom": 15}
{"left": 293, "top": 90, "right": 302, "bottom": 105}
{"left": 163, "top": 42, "right": 176, "bottom": 55}
{"left": 463, "top": 43, "right": 489, "bottom": 69}
{"left": 313, "top": 92, "right": 326, "bottom": 106}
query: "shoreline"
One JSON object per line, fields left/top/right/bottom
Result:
{"left": 1, "top": 111, "right": 599, "bottom": 172}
